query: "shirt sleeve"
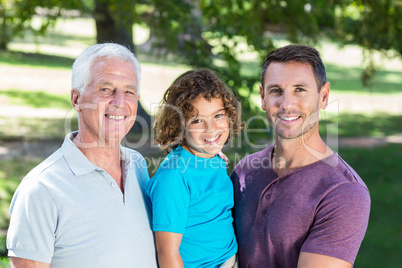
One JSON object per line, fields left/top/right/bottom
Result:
{"left": 301, "top": 182, "right": 371, "bottom": 264}
{"left": 7, "top": 178, "right": 58, "bottom": 263}
{"left": 146, "top": 169, "right": 190, "bottom": 234}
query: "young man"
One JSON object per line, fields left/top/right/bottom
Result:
{"left": 7, "top": 43, "right": 157, "bottom": 267}
{"left": 231, "top": 44, "right": 370, "bottom": 268}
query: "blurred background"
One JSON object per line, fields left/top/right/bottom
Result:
{"left": 0, "top": 0, "right": 401, "bottom": 267}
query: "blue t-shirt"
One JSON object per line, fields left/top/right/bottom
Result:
{"left": 146, "top": 146, "right": 237, "bottom": 268}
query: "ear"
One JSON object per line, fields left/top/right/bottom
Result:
{"left": 71, "top": 88, "right": 81, "bottom": 112}
{"left": 260, "top": 84, "right": 266, "bottom": 111}
{"left": 319, "top": 82, "right": 330, "bottom": 109}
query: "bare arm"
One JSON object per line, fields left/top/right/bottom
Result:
{"left": 297, "top": 252, "right": 352, "bottom": 268}
{"left": 10, "top": 257, "right": 50, "bottom": 268}
{"left": 155, "top": 231, "right": 184, "bottom": 268}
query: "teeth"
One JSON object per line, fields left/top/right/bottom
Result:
{"left": 205, "top": 136, "right": 219, "bottom": 142}
{"left": 106, "top": 115, "right": 125, "bottom": 120}
{"left": 281, "top": 116, "right": 299, "bottom": 121}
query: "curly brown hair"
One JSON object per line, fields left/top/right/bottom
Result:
{"left": 154, "top": 68, "right": 242, "bottom": 152}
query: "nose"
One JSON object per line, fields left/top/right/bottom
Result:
{"left": 206, "top": 118, "right": 219, "bottom": 133}
{"left": 279, "top": 90, "right": 295, "bottom": 111}
{"left": 111, "top": 89, "right": 125, "bottom": 108}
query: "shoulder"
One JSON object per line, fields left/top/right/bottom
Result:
{"left": 147, "top": 153, "right": 189, "bottom": 192}
{"left": 24, "top": 148, "right": 65, "bottom": 184}
{"left": 336, "top": 154, "right": 368, "bottom": 190}
{"left": 310, "top": 154, "right": 371, "bottom": 220}
{"left": 232, "top": 146, "right": 273, "bottom": 175}
{"left": 151, "top": 160, "right": 184, "bottom": 183}
{"left": 312, "top": 153, "right": 369, "bottom": 194}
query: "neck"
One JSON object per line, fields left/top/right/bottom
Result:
{"left": 73, "top": 133, "right": 124, "bottom": 192}
{"left": 272, "top": 128, "right": 333, "bottom": 177}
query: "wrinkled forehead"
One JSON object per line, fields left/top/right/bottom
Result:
{"left": 90, "top": 59, "right": 139, "bottom": 89}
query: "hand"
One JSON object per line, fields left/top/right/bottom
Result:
{"left": 218, "top": 151, "right": 229, "bottom": 166}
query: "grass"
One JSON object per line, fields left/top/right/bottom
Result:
{"left": 339, "top": 144, "right": 402, "bottom": 267}
{"left": 0, "top": 258, "right": 9, "bottom": 267}
{"left": 0, "top": 90, "right": 71, "bottom": 109}
{"left": 0, "top": 51, "right": 74, "bottom": 70}
{"left": 320, "top": 112, "right": 402, "bottom": 137}
{"left": 326, "top": 63, "right": 402, "bottom": 94}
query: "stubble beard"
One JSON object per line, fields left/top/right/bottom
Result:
{"left": 268, "top": 106, "right": 320, "bottom": 140}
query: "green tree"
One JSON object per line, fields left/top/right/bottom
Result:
{"left": 1, "top": 0, "right": 401, "bottom": 107}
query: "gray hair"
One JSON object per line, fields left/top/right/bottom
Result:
{"left": 72, "top": 43, "right": 141, "bottom": 94}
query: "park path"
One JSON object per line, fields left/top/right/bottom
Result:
{"left": 1, "top": 64, "right": 401, "bottom": 160}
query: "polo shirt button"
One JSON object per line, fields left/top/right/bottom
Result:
{"left": 265, "top": 194, "right": 270, "bottom": 199}
{"left": 111, "top": 182, "right": 116, "bottom": 187}
{"left": 262, "top": 209, "right": 267, "bottom": 215}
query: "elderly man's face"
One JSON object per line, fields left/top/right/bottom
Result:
{"left": 74, "top": 58, "right": 139, "bottom": 145}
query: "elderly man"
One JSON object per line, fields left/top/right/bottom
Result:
{"left": 231, "top": 44, "right": 370, "bottom": 268}
{"left": 7, "top": 43, "right": 157, "bottom": 267}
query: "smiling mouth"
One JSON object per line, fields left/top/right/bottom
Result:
{"left": 279, "top": 116, "right": 301, "bottom": 122}
{"left": 204, "top": 134, "right": 222, "bottom": 143}
{"left": 105, "top": 114, "right": 125, "bottom": 120}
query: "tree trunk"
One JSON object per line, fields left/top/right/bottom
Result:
{"left": 93, "top": 0, "right": 151, "bottom": 133}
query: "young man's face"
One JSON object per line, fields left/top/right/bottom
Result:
{"left": 260, "top": 61, "right": 329, "bottom": 141}
{"left": 183, "top": 97, "right": 230, "bottom": 158}
{"left": 72, "top": 58, "right": 139, "bottom": 146}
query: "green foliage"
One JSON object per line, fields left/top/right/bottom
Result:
{"left": 3, "top": 0, "right": 401, "bottom": 95}
{"left": 333, "top": 0, "right": 402, "bottom": 86}
{"left": 0, "top": 0, "right": 86, "bottom": 49}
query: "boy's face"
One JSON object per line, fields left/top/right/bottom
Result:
{"left": 183, "top": 97, "right": 230, "bottom": 158}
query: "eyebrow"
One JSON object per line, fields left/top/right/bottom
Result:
{"left": 210, "top": 108, "right": 226, "bottom": 116}
{"left": 192, "top": 108, "right": 226, "bottom": 118}
{"left": 215, "top": 108, "right": 226, "bottom": 113}
{"left": 293, "top": 84, "right": 307, "bottom": 88}
{"left": 266, "top": 84, "right": 281, "bottom": 89}
{"left": 99, "top": 81, "right": 137, "bottom": 90}
{"left": 266, "top": 83, "right": 307, "bottom": 89}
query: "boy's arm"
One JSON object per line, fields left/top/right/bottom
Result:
{"left": 155, "top": 231, "right": 184, "bottom": 268}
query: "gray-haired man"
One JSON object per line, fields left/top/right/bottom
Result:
{"left": 7, "top": 43, "right": 157, "bottom": 267}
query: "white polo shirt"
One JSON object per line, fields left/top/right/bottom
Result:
{"left": 7, "top": 132, "right": 157, "bottom": 267}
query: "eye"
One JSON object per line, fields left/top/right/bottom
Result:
{"left": 295, "top": 87, "right": 306, "bottom": 92}
{"left": 191, "top": 118, "right": 202, "bottom": 124}
{"left": 101, "top": 88, "right": 110, "bottom": 92}
{"left": 269, "top": 88, "right": 282, "bottom": 94}
{"left": 126, "top": 90, "right": 136, "bottom": 95}
{"left": 214, "top": 113, "right": 226, "bottom": 119}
